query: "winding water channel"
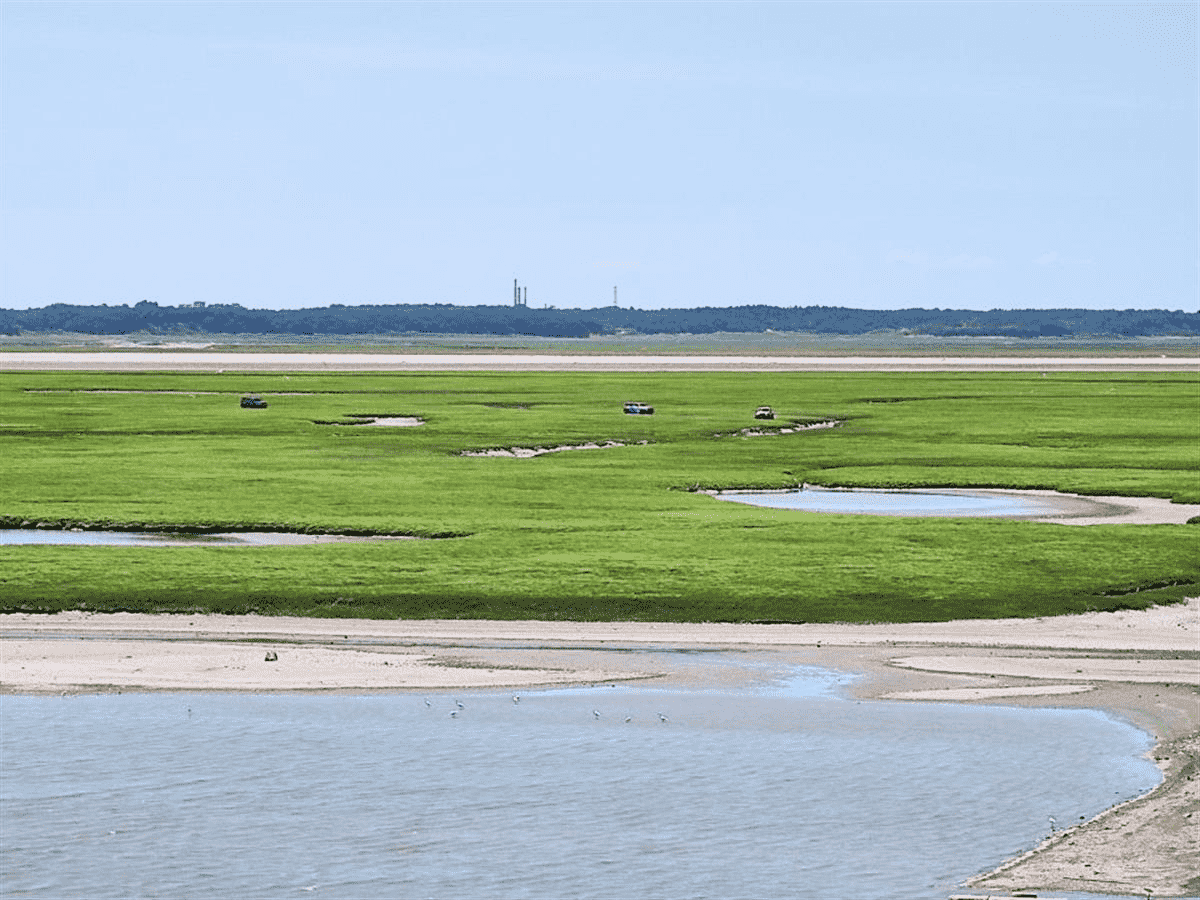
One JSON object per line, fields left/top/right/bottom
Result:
{"left": 0, "top": 530, "right": 418, "bottom": 546}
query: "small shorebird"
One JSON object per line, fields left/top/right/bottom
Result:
{"left": 657, "top": 713, "right": 669, "bottom": 722}
{"left": 455, "top": 700, "right": 465, "bottom": 709}
{"left": 593, "top": 710, "right": 601, "bottom": 719}
{"left": 512, "top": 695, "right": 520, "bottom": 704}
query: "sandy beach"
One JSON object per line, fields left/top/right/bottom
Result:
{"left": 3, "top": 602, "right": 1198, "bottom": 896}
{"left": 2, "top": 351, "right": 1198, "bottom": 372}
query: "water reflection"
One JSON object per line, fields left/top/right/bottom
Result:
{"left": 0, "top": 529, "right": 233, "bottom": 546}
{"left": 0, "top": 530, "right": 409, "bottom": 546}
{"left": 718, "top": 487, "right": 1074, "bottom": 518}
{"left": 0, "top": 680, "right": 1160, "bottom": 900}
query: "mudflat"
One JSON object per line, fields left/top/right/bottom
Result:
{"left": 3, "top": 600, "right": 1198, "bottom": 896}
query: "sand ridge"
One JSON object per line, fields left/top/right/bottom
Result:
{"left": 2, "top": 351, "right": 1198, "bottom": 372}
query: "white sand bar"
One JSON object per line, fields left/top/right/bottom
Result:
{"left": 4, "top": 597, "right": 1197, "bottom": 656}
{"left": 883, "top": 684, "right": 1096, "bottom": 701}
{"left": 350, "top": 417, "right": 423, "bottom": 427}
{"left": 891, "top": 656, "right": 1199, "bottom": 685}
{"left": 0, "top": 639, "right": 642, "bottom": 692}
{"left": 2, "top": 352, "right": 1197, "bottom": 372}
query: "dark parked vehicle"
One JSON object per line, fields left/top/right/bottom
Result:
{"left": 240, "top": 395, "right": 268, "bottom": 409}
{"left": 623, "top": 401, "right": 654, "bottom": 415}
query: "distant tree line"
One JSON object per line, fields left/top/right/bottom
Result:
{"left": 1, "top": 300, "right": 1197, "bottom": 337}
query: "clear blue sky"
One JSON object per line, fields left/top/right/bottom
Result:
{"left": 2, "top": 1, "right": 1196, "bottom": 311}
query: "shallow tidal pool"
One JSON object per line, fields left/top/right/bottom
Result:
{"left": 718, "top": 487, "right": 1083, "bottom": 518}
{"left": 0, "top": 663, "right": 1161, "bottom": 900}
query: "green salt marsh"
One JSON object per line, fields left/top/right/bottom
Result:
{"left": 1, "top": 370, "right": 1196, "bottom": 621}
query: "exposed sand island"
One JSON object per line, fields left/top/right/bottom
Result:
{"left": 3, "top": 600, "right": 1197, "bottom": 896}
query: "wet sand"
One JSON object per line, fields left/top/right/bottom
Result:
{"left": 3, "top": 600, "right": 1198, "bottom": 896}
{"left": 1, "top": 351, "right": 1197, "bottom": 371}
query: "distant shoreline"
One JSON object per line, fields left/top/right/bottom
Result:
{"left": 3, "top": 329, "right": 1198, "bottom": 359}
{"left": 3, "top": 303, "right": 1196, "bottom": 344}
{"left": 2, "top": 350, "right": 1197, "bottom": 372}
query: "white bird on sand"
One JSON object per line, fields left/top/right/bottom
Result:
{"left": 455, "top": 700, "right": 465, "bottom": 709}
{"left": 512, "top": 695, "right": 520, "bottom": 704}
{"left": 657, "top": 713, "right": 669, "bottom": 722}
{"left": 449, "top": 710, "right": 458, "bottom": 718}
{"left": 424, "top": 699, "right": 431, "bottom": 707}
{"left": 593, "top": 710, "right": 601, "bottom": 718}
{"left": 624, "top": 716, "right": 632, "bottom": 723}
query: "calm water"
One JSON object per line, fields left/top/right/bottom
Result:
{"left": 0, "top": 531, "right": 376, "bottom": 547}
{"left": 0, "top": 530, "right": 243, "bottom": 546}
{"left": 718, "top": 488, "right": 1058, "bottom": 517}
{"left": 1, "top": 666, "right": 1160, "bottom": 900}
{"left": 0, "top": 490, "right": 1063, "bottom": 547}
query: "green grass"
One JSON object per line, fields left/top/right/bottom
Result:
{"left": 1, "top": 370, "right": 1196, "bottom": 622}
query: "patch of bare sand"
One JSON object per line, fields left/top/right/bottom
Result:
{"left": 890, "top": 655, "right": 1199, "bottom": 685}
{"left": 1012, "top": 490, "right": 1200, "bottom": 526}
{"left": 357, "top": 417, "right": 422, "bottom": 426}
{"left": 459, "top": 440, "right": 646, "bottom": 458}
{"left": 0, "top": 639, "right": 649, "bottom": 692}
{"left": 2, "top": 599, "right": 1198, "bottom": 895}
{"left": 326, "top": 416, "right": 423, "bottom": 427}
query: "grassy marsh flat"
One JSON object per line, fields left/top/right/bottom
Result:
{"left": 1, "top": 369, "right": 1196, "bottom": 621}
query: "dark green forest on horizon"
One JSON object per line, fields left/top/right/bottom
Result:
{"left": 3, "top": 302, "right": 1197, "bottom": 338}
